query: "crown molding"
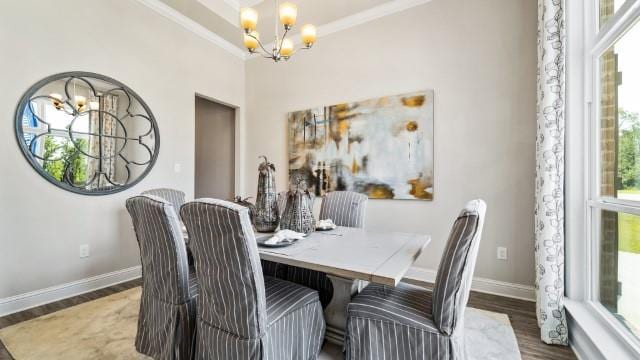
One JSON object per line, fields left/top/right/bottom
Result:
{"left": 234, "top": 0, "right": 265, "bottom": 9}
{"left": 198, "top": 0, "right": 241, "bottom": 27}
{"left": 252, "top": 0, "right": 434, "bottom": 60}
{"left": 223, "top": 0, "right": 240, "bottom": 11}
{"left": 197, "top": 0, "right": 265, "bottom": 27}
{"left": 315, "top": 0, "right": 434, "bottom": 41}
{"left": 135, "top": 0, "right": 246, "bottom": 59}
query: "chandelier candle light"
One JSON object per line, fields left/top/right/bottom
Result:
{"left": 240, "top": 0, "right": 316, "bottom": 62}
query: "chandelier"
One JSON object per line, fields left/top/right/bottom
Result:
{"left": 240, "top": 0, "right": 316, "bottom": 62}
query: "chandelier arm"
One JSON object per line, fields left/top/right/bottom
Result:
{"left": 276, "top": 27, "right": 290, "bottom": 57}
{"left": 247, "top": 33, "right": 274, "bottom": 57}
{"left": 284, "top": 44, "right": 311, "bottom": 58}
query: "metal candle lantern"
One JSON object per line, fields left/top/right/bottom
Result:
{"left": 280, "top": 180, "right": 315, "bottom": 234}
{"left": 254, "top": 156, "right": 279, "bottom": 232}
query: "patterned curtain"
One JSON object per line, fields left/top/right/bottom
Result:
{"left": 535, "top": 0, "right": 568, "bottom": 345}
{"left": 87, "top": 94, "right": 119, "bottom": 188}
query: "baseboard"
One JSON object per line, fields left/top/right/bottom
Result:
{"left": 0, "top": 266, "right": 142, "bottom": 317}
{"left": 403, "top": 267, "right": 536, "bottom": 302}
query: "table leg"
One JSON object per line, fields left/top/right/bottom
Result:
{"left": 324, "top": 275, "right": 367, "bottom": 345}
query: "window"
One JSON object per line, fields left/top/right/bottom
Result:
{"left": 590, "top": 0, "right": 640, "bottom": 346}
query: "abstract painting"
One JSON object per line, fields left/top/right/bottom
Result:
{"left": 287, "top": 90, "right": 434, "bottom": 200}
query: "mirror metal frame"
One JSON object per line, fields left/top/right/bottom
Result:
{"left": 14, "top": 71, "right": 160, "bottom": 196}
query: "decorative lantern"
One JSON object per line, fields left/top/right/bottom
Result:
{"left": 254, "top": 156, "right": 279, "bottom": 232}
{"left": 280, "top": 179, "right": 315, "bottom": 234}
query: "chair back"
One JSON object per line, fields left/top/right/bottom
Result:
{"left": 126, "top": 195, "right": 192, "bottom": 304}
{"left": 431, "top": 199, "right": 486, "bottom": 336}
{"left": 180, "top": 199, "right": 267, "bottom": 338}
{"left": 319, "top": 191, "right": 368, "bottom": 228}
{"left": 142, "top": 188, "right": 186, "bottom": 214}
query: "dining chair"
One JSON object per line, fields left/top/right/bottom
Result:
{"left": 142, "top": 188, "right": 186, "bottom": 215}
{"left": 180, "top": 199, "right": 326, "bottom": 360}
{"left": 284, "top": 190, "right": 369, "bottom": 308}
{"left": 345, "top": 199, "right": 487, "bottom": 360}
{"left": 126, "top": 195, "right": 198, "bottom": 360}
{"left": 318, "top": 191, "right": 368, "bottom": 228}
{"left": 141, "top": 188, "right": 195, "bottom": 265}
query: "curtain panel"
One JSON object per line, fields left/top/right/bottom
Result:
{"left": 88, "top": 93, "right": 119, "bottom": 189}
{"left": 535, "top": 0, "right": 568, "bottom": 345}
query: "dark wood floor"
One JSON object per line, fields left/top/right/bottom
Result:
{"left": 0, "top": 280, "right": 575, "bottom": 360}
{"left": 466, "top": 292, "right": 576, "bottom": 360}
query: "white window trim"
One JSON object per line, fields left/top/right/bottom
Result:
{"left": 566, "top": 0, "right": 640, "bottom": 358}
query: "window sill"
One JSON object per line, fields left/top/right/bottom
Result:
{"left": 565, "top": 298, "right": 640, "bottom": 360}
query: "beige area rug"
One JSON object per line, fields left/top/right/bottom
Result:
{"left": 0, "top": 288, "right": 149, "bottom": 360}
{"left": 0, "top": 288, "right": 520, "bottom": 360}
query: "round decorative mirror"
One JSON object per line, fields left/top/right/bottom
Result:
{"left": 15, "top": 72, "right": 160, "bottom": 195}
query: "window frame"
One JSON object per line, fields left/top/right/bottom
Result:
{"left": 586, "top": 0, "right": 640, "bottom": 353}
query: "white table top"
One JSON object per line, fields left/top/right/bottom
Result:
{"left": 255, "top": 227, "right": 430, "bottom": 286}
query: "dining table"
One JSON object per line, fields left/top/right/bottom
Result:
{"left": 254, "top": 226, "right": 430, "bottom": 344}
{"left": 183, "top": 225, "right": 430, "bottom": 344}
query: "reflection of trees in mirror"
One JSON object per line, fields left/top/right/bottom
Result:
{"left": 42, "top": 136, "right": 89, "bottom": 184}
{"left": 16, "top": 72, "right": 160, "bottom": 195}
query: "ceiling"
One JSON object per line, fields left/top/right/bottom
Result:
{"left": 158, "top": 0, "right": 396, "bottom": 50}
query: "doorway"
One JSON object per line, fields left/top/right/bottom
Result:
{"left": 194, "top": 96, "right": 235, "bottom": 199}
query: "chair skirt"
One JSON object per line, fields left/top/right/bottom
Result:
{"left": 194, "top": 299, "right": 325, "bottom": 360}
{"left": 135, "top": 293, "right": 196, "bottom": 360}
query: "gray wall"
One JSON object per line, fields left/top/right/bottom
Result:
{"left": 0, "top": 0, "right": 245, "bottom": 298}
{"left": 244, "top": 0, "right": 537, "bottom": 286}
{"left": 195, "top": 97, "right": 236, "bottom": 199}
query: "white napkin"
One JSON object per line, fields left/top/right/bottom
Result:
{"left": 316, "top": 219, "right": 336, "bottom": 229}
{"left": 264, "top": 229, "right": 306, "bottom": 245}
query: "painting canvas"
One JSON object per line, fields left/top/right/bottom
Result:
{"left": 287, "top": 90, "right": 434, "bottom": 200}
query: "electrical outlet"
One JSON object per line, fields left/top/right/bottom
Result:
{"left": 174, "top": 163, "right": 182, "bottom": 173}
{"left": 497, "top": 247, "right": 508, "bottom": 260}
{"left": 79, "top": 244, "right": 90, "bottom": 258}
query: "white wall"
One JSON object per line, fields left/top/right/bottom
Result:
{"left": 0, "top": 0, "right": 537, "bottom": 301}
{"left": 244, "top": 0, "right": 537, "bottom": 286}
{"left": 0, "top": 0, "right": 245, "bottom": 298}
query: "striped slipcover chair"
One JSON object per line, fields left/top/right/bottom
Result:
{"left": 285, "top": 191, "right": 368, "bottom": 307}
{"left": 318, "top": 191, "right": 367, "bottom": 228}
{"left": 181, "top": 199, "right": 326, "bottom": 359}
{"left": 141, "top": 188, "right": 195, "bottom": 265}
{"left": 142, "top": 188, "right": 186, "bottom": 214}
{"left": 345, "top": 199, "right": 487, "bottom": 360}
{"left": 260, "top": 191, "right": 317, "bottom": 279}
{"left": 126, "top": 195, "right": 197, "bottom": 360}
